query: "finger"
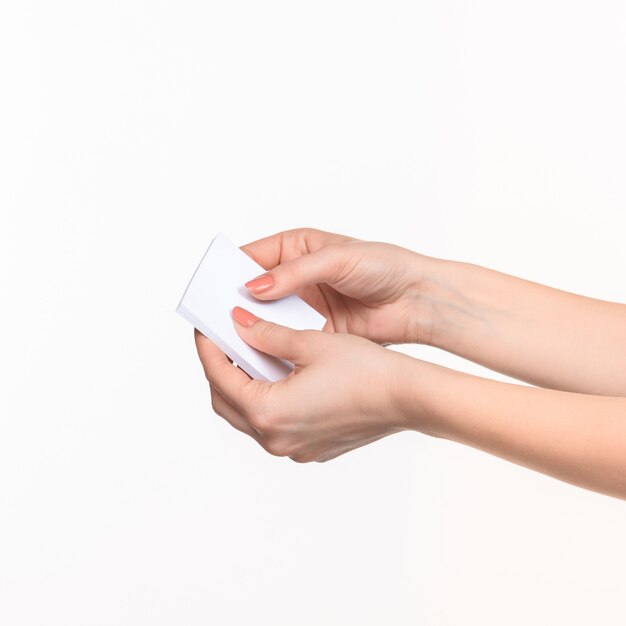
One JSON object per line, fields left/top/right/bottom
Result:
{"left": 210, "top": 385, "right": 260, "bottom": 440}
{"left": 239, "top": 232, "right": 288, "bottom": 269}
{"left": 194, "top": 328, "right": 256, "bottom": 407}
{"left": 231, "top": 306, "right": 318, "bottom": 365}
{"left": 243, "top": 245, "right": 349, "bottom": 300}
{"left": 239, "top": 227, "right": 353, "bottom": 270}
{"left": 224, "top": 353, "right": 252, "bottom": 378}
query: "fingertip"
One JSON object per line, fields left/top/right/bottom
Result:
{"left": 232, "top": 306, "right": 260, "bottom": 327}
{"left": 194, "top": 327, "right": 206, "bottom": 348}
{"left": 244, "top": 274, "right": 275, "bottom": 294}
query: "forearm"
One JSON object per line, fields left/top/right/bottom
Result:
{"left": 397, "top": 356, "right": 626, "bottom": 500}
{"left": 415, "top": 256, "right": 626, "bottom": 396}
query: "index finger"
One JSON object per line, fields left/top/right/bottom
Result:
{"left": 239, "top": 230, "right": 293, "bottom": 269}
{"left": 239, "top": 227, "right": 354, "bottom": 269}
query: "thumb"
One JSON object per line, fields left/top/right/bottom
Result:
{"left": 244, "top": 246, "right": 342, "bottom": 300}
{"left": 231, "top": 306, "right": 315, "bottom": 364}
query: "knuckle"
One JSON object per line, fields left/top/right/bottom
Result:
{"left": 243, "top": 385, "right": 276, "bottom": 431}
{"left": 299, "top": 329, "right": 324, "bottom": 351}
{"left": 323, "top": 243, "right": 356, "bottom": 281}
{"left": 247, "top": 411, "right": 269, "bottom": 431}
{"left": 262, "top": 436, "right": 290, "bottom": 458}
{"left": 209, "top": 390, "right": 222, "bottom": 415}
{"left": 257, "top": 322, "right": 278, "bottom": 345}
{"left": 282, "top": 259, "right": 302, "bottom": 283}
{"left": 301, "top": 329, "right": 320, "bottom": 343}
{"left": 290, "top": 331, "right": 309, "bottom": 354}
{"left": 248, "top": 411, "right": 278, "bottom": 435}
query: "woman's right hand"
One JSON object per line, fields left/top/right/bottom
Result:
{"left": 239, "top": 227, "right": 435, "bottom": 346}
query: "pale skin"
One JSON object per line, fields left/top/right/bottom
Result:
{"left": 194, "top": 227, "right": 626, "bottom": 500}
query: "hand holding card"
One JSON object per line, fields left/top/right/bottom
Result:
{"left": 176, "top": 232, "right": 327, "bottom": 381}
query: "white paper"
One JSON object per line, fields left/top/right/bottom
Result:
{"left": 176, "top": 232, "right": 327, "bottom": 381}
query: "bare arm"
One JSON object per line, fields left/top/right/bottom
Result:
{"left": 196, "top": 308, "right": 626, "bottom": 500}
{"left": 416, "top": 257, "right": 626, "bottom": 396}
{"left": 196, "top": 227, "right": 626, "bottom": 499}
{"left": 237, "top": 227, "right": 626, "bottom": 395}
{"left": 399, "top": 357, "right": 626, "bottom": 500}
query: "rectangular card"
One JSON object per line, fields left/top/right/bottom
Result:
{"left": 176, "top": 232, "right": 327, "bottom": 381}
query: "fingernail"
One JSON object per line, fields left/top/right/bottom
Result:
{"left": 244, "top": 274, "right": 274, "bottom": 293}
{"left": 232, "top": 306, "right": 259, "bottom": 327}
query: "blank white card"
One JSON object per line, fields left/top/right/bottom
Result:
{"left": 176, "top": 232, "right": 327, "bottom": 381}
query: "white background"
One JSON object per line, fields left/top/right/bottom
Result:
{"left": 1, "top": 1, "right": 625, "bottom": 624}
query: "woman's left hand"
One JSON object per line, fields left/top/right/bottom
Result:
{"left": 194, "top": 306, "right": 413, "bottom": 462}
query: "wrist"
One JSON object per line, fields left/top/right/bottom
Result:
{"left": 386, "top": 350, "right": 454, "bottom": 438}
{"left": 409, "top": 255, "right": 491, "bottom": 353}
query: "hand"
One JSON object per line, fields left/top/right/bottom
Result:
{"left": 239, "top": 227, "right": 433, "bottom": 346}
{"left": 194, "top": 306, "right": 414, "bottom": 462}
